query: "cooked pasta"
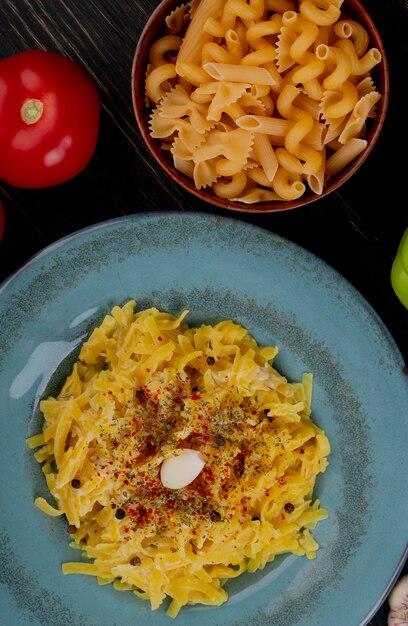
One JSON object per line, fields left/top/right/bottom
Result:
{"left": 28, "top": 301, "right": 330, "bottom": 617}
{"left": 144, "top": 0, "right": 383, "bottom": 202}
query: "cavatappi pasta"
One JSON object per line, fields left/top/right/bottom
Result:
{"left": 144, "top": 0, "right": 382, "bottom": 203}
{"left": 28, "top": 301, "right": 330, "bottom": 617}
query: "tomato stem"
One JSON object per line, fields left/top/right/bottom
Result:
{"left": 20, "top": 98, "right": 44, "bottom": 125}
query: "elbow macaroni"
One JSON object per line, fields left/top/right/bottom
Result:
{"left": 28, "top": 300, "right": 330, "bottom": 617}
{"left": 144, "top": 0, "right": 382, "bottom": 202}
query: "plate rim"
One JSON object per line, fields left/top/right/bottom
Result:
{"left": 1, "top": 210, "right": 407, "bottom": 626}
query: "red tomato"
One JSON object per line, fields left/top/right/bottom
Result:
{"left": 0, "top": 200, "right": 4, "bottom": 240}
{"left": 0, "top": 50, "right": 100, "bottom": 188}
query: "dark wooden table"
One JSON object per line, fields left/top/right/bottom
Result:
{"left": 0, "top": 1, "right": 407, "bottom": 624}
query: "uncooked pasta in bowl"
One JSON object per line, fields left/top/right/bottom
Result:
{"left": 132, "top": 0, "right": 388, "bottom": 212}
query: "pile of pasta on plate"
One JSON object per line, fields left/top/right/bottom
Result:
{"left": 28, "top": 301, "right": 330, "bottom": 617}
{"left": 145, "top": 0, "right": 382, "bottom": 203}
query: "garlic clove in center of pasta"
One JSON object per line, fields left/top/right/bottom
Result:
{"left": 160, "top": 449, "right": 205, "bottom": 489}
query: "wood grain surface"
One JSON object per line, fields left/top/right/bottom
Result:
{"left": 0, "top": 1, "right": 407, "bottom": 625}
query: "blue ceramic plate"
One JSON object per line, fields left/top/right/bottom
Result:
{"left": 1, "top": 212, "right": 407, "bottom": 626}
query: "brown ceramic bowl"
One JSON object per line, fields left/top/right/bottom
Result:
{"left": 131, "top": 0, "right": 389, "bottom": 213}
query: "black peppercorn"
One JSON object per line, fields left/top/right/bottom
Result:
{"left": 284, "top": 502, "right": 295, "bottom": 514}
{"left": 216, "top": 434, "right": 226, "bottom": 447}
{"left": 67, "top": 524, "right": 77, "bottom": 534}
{"left": 136, "top": 389, "right": 145, "bottom": 400}
{"left": 71, "top": 479, "right": 81, "bottom": 489}
{"left": 115, "top": 508, "right": 126, "bottom": 520}
{"left": 209, "top": 509, "right": 221, "bottom": 522}
{"left": 130, "top": 556, "right": 141, "bottom": 566}
{"left": 206, "top": 356, "right": 215, "bottom": 365}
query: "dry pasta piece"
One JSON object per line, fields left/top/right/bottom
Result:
{"left": 252, "top": 132, "right": 279, "bottom": 181}
{"left": 294, "top": 92, "right": 321, "bottom": 119}
{"left": 207, "top": 82, "right": 250, "bottom": 121}
{"left": 240, "top": 47, "right": 277, "bottom": 66}
{"left": 326, "top": 137, "right": 367, "bottom": 179}
{"left": 356, "top": 76, "right": 376, "bottom": 99}
{"left": 158, "top": 85, "right": 213, "bottom": 134}
{"left": 165, "top": 3, "right": 191, "bottom": 33}
{"left": 149, "top": 36, "right": 183, "bottom": 67}
{"left": 299, "top": 0, "right": 342, "bottom": 27}
{"left": 302, "top": 77, "right": 325, "bottom": 101}
{"left": 150, "top": 109, "right": 205, "bottom": 153}
{"left": 281, "top": 11, "right": 320, "bottom": 63}
{"left": 193, "top": 127, "right": 254, "bottom": 165}
{"left": 176, "top": 0, "right": 226, "bottom": 66}
{"left": 193, "top": 156, "right": 221, "bottom": 187}
{"left": 324, "top": 117, "right": 347, "bottom": 144}
{"left": 192, "top": 127, "right": 254, "bottom": 188}
{"left": 338, "top": 91, "right": 381, "bottom": 144}
{"left": 146, "top": 63, "right": 178, "bottom": 104}
{"left": 275, "top": 145, "right": 304, "bottom": 174}
{"left": 237, "top": 113, "right": 292, "bottom": 136}
{"left": 239, "top": 91, "right": 268, "bottom": 115}
{"left": 203, "top": 62, "right": 277, "bottom": 85}
{"left": 306, "top": 147, "right": 326, "bottom": 194}
{"left": 213, "top": 170, "right": 248, "bottom": 197}
{"left": 224, "top": 0, "right": 265, "bottom": 21}
{"left": 224, "top": 28, "right": 244, "bottom": 61}
{"left": 335, "top": 38, "right": 382, "bottom": 76}
{"left": 177, "top": 61, "right": 211, "bottom": 86}
{"left": 204, "top": 13, "right": 236, "bottom": 37}
{"left": 334, "top": 19, "right": 369, "bottom": 56}
{"left": 315, "top": 43, "right": 352, "bottom": 90}
{"left": 286, "top": 54, "right": 325, "bottom": 87}
{"left": 320, "top": 80, "right": 358, "bottom": 119}
{"left": 202, "top": 41, "right": 236, "bottom": 64}
{"left": 245, "top": 16, "right": 282, "bottom": 50}
{"left": 276, "top": 26, "right": 298, "bottom": 71}
{"left": 272, "top": 165, "right": 306, "bottom": 199}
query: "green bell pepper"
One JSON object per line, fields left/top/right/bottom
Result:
{"left": 391, "top": 228, "right": 408, "bottom": 309}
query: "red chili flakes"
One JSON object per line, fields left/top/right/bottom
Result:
{"left": 191, "top": 393, "right": 201, "bottom": 400}
{"left": 158, "top": 336, "right": 163, "bottom": 342}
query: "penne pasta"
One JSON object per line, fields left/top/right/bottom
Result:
{"left": 326, "top": 136, "right": 367, "bottom": 178}
{"left": 203, "top": 62, "right": 277, "bottom": 85}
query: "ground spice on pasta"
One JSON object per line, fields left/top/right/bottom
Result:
{"left": 28, "top": 300, "right": 330, "bottom": 618}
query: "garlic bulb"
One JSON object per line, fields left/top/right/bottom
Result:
{"left": 388, "top": 575, "right": 408, "bottom": 626}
